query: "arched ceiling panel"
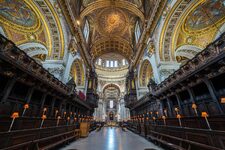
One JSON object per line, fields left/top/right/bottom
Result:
{"left": 91, "top": 38, "right": 133, "bottom": 62}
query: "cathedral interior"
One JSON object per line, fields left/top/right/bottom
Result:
{"left": 0, "top": 0, "right": 225, "bottom": 150}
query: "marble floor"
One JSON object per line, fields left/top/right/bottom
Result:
{"left": 60, "top": 127, "right": 163, "bottom": 150}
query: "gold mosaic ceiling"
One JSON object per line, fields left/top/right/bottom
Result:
{"left": 97, "top": 8, "right": 127, "bottom": 36}
{"left": 80, "top": 0, "right": 144, "bottom": 61}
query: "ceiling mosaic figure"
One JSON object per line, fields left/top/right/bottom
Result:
{"left": 0, "top": 0, "right": 37, "bottom": 27}
{"left": 185, "top": 0, "right": 225, "bottom": 31}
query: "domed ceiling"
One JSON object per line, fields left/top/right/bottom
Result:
{"left": 77, "top": 0, "right": 145, "bottom": 62}
{"left": 97, "top": 8, "right": 128, "bottom": 36}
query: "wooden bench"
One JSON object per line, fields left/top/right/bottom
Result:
{"left": 147, "top": 130, "right": 224, "bottom": 150}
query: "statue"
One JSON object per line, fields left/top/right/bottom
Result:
{"left": 147, "top": 78, "right": 157, "bottom": 92}
{"left": 68, "top": 38, "right": 77, "bottom": 55}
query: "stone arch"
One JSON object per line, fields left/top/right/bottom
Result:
{"left": 139, "top": 59, "right": 153, "bottom": 87}
{"left": 18, "top": 42, "right": 48, "bottom": 61}
{"left": 175, "top": 45, "right": 202, "bottom": 60}
{"left": 103, "top": 83, "right": 121, "bottom": 96}
{"left": 70, "top": 58, "right": 85, "bottom": 87}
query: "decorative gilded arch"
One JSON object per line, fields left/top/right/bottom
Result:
{"left": 159, "top": 0, "right": 225, "bottom": 62}
{"left": 103, "top": 83, "right": 121, "bottom": 101}
{"left": 91, "top": 37, "right": 133, "bottom": 62}
{"left": 80, "top": 0, "right": 144, "bottom": 22}
{"left": 70, "top": 59, "right": 85, "bottom": 87}
{"left": 139, "top": 60, "right": 153, "bottom": 87}
{"left": 18, "top": 42, "right": 48, "bottom": 61}
{"left": 0, "top": 0, "right": 65, "bottom": 60}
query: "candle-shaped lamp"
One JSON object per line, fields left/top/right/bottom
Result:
{"left": 201, "top": 112, "right": 211, "bottom": 130}
{"left": 192, "top": 103, "right": 198, "bottom": 116}
{"left": 9, "top": 112, "right": 19, "bottom": 132}
{"left": 43, "top": 107, "right": 47, "bottom": 116}
{"left": 55, "top": 110, "right": 59, "bottom": 118}
{"left": 56, "top": 116, "right": 61, "bottom": 126}
{"left": 176, "top": 114, "right": 182, "bottom": 127}
{"left": 40, "top": 115, "right": 47, "bottom": 128}
{"left": 175, "top": 107, "right": 179, "bottom": 115}
{"left": 67, "top": 117, "right": 70, "bottom": 125}
{"left": 22, "top": 104, "right": 29, "bottom": 116}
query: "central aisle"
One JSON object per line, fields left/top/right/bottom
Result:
{"left": 61, "top": 127, "right": 163, "bottom": 150}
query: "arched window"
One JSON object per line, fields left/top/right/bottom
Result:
{"left": 83, "top": 19, "right": 89, "bottom": 42}
{"left": 114, "top": 61, "right": 118, "bottom": 67}
{"left": 98, "top": 58, "right": 102, "bottom": 65}
{"left": 106, "top": 60, "right": 110, "bottom": 67}
{"left": 122, "top": 59, "right": 126, "bottom": 66}
{"left": 135, "top": 21, "right": 141, "bottom": 43}
{"left": 110, "top": 61, "right": 114, "bottom": 67}
{"left": 110, "top": 100, "right": 113, "bottom": 108}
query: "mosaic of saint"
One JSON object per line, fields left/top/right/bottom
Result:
{"left": 97, "top": 8, "right": 127, "bottom": 35}
{"left": 0, "top": 0, "right": 37, "bottom": 27}
{"left": 185, "top": 0, "right": 225, "bottom": 30}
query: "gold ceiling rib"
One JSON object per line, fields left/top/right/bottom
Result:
{"left": 58, "top": 0, "right": 92, "bottom": 69}
{"left": 80, "top": 0, "right": 145, "bottom": 22}
{"left": 132, "top": 0, "right": 167, "bottom": 68}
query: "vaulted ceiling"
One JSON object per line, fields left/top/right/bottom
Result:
{"left": 82, "top": 1, "right": 143, "bottom": 61}
{"left": 61, "top": 0, "right": 161, "bottom": 63}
